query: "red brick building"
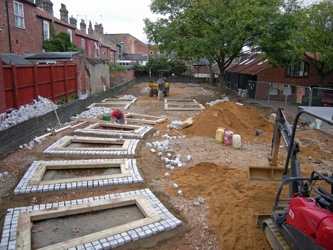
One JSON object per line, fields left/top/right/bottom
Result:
{"left": 106, "top": 33, "right": 149, "bottom": 65}
{"left": 225, "top": 53, "right": 333, "bottom": 100}
{"left": 0, "top": 0, "right": 43, "bottom": 55}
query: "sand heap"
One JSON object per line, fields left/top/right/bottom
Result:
{"left": 166, "top": 162, "right": 279, "bottom": 249}
{"left": 182, "top": 101, "right": 274, "bottom": 142}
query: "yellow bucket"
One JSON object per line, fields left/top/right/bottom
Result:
{"left": 215, "top": 128, "right": 225, "bottom": 143}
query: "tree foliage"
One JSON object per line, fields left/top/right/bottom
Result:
{"left": 108, "top": 62, "right": 128, "bottom": 72}
{"left": 302, "top": 0, "right": 333, "bottom": 87}
{"left": 43, "top": 31, "right": 80, "bottom": 52}
{"left": 132, "top": 56, "right": 187, "bottom": 77}
{"left": 144, "top": 0, "right": 303, "bottom": 95}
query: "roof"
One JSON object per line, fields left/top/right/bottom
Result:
{"left": 75, "top": 29, "right": 98, "bottom": 42}
{"left": 23, "top": 52, "right": 79, "bottom": 60}
{"left": 226, "top": 53, "right": 269, "bottom": 75}
{"left": 0, "top": 53, "right": 32, "bottom": 65}
{"left": 123, "top": 54, "right": 149, "bottom": 61}
{"left": 106, "top": 34, "right": 148, "bottom": 48}
{"left": 36, "top": 8, "right": 74, "bottom": 30}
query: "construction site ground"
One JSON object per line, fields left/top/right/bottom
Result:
{"left": 0, "top": 82, "right": 332, "bottom": 249}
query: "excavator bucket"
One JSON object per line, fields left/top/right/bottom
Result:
{"left": 247, "top": 165, "right": 286, "bottom": 183}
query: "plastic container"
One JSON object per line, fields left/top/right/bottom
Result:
{"left": 215, "top": 127, "right": 225, "bottom": 143}
{"left": 102, "top": 115, "right": 110, "bottom": 121}
{"left": 224, "top": 131, "right": 233, "bottom": 146}
{"left": 315, "top": 119, "right": 322, "bottom": 130}
{"left": 232, "top": 134, "right": 242, "bottom": 148}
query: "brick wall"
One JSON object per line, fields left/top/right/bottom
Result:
{"left": 0, "top": 77, "right": 137, "bottom": 160}
{"left": 122, "top": 35, "right": 148, "bottom": 55}
{"left": 1, "top": 0, "right": 43, "bottom": 55}
{"left": 257, "top": 58, "right": 333, "bottom": 87}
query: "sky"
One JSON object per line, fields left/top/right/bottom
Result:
{"left": 50, "top": 0, "right": 321, "bottom": 45}
{"left": 50, "top": 0, "right": 159, "bottom": 44}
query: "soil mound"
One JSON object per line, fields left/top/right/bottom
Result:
{"left": 165, "top": 161, "right": 279, "bottom": 249}
{"left": 183, "top": 101, "right": 274, "bottom": 142}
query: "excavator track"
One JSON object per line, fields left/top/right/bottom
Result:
{"left": 263, "top": 219, "right": 291, "bottom": 250}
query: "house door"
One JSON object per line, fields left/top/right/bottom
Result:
{"left": 247, "top": 78, "right": 257, "bottom": 99}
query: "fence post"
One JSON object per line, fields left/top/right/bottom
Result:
{"left": 33, "top": 64, "right": 38, "bottom": 100}
{"left": 267, "top": 83, "right": 271, "bottom": 106}
{"left": 284, "top": 85, "right": 289, "bottom": 109}
{"left": 75, "top": 63, "right": 78, "bottom": 95}
{"left": 11, "top": 65, "right": 18, "bottom": 109}
{"left": 50, "top": 64, "right": 55, "bottom": 103}
{"left": 0, "top": 57, "right": 6, "bottom": 114}
{"left": 64, "top": 62, "right": 68, "bottom": 102}
{"left": 308, "top": 87, "right": 312, "bottom": 107}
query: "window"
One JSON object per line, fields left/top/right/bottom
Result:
{"left": 43, "top": 21, "right": 49, "bottom": 40}
{"left": 14, "top": 1, "right": 25, "bottom": 29}
{"left": 110, "top": 51, "right": 115, "bottom": 63}
{"left": 67, "top": 29, "right": 72, "bottom": 42}
{"left": 286, "top": 61, "right": 309, "bottom": 77}
{"left": 81, "top": 39, "right": 85, "bottom": 50}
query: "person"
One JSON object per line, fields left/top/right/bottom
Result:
{"left": 157, "top": 78, "right": 164, "bottom": 101}
{"left": 110, "top": 109, "right": 127, "bottom": 124}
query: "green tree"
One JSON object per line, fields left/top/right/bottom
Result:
{"left": 43, "top": 31, "right": 80, "bottom": 52}
{"left": 302, "top": 0, "right": 333, "bottom": 88}
{"left": 144, "top": 0, "right": 303, "bottom": 95}
{"left": 109, "top": 62, "right": 128, "bottom": 72}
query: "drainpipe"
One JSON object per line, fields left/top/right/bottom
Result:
{"left": 6, "top": 0, "right": 13, "bottom": 53}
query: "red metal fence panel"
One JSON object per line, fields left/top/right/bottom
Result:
{"left": 1, "top": 62, "right": 78, "bottom": 111}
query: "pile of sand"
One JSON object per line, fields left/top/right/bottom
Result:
{"left": 182, "top": 101, "right": 274, "bottom": 142}
{"left": 166, "top": 162, "right": 279, "bottom": 249}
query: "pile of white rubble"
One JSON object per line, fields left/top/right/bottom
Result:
{"left": 0, "top": 96, "right": 56, "bottom": 131}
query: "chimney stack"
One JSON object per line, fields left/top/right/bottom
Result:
{"left": 94, "top": 23, "right": 104, "bottom": 34}
{"left": 36, "top": 0, "right": 42, "bottom": 8}
{"left": 41, "top": 0, "right": 53, "bottom": 15}
{"left": 69, "top": 15, "right": 77, "bottom": 28}
{"left": 88, "top": 21, "right": 93, "bottom": 36}
{"left": 60, "top": 4, "right": 69, "bottom": 23}
{"left": 80, "top": 19, "right": 86, "bottom": 33}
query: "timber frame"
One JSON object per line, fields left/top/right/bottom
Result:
{"left": 86, "top": 98, "right": 136, "bottom": 110}
{"left": 54, "top": 137, "right": 129, "bottom": 152}
{"left": 28, "top": 160, "right": 131, "bottom": 186}
{"left": 74, "top": 123, "right": 153, "bottom": 138}
{"left": 164, "top": 99, "right": 205, "bottom": 111}
{"left": 16, "top": 194, "right": 161, "bottom": 250}
{"left": 126, "top": 113, "right": 167, "bottom": 125}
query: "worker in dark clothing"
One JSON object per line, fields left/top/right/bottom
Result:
{"left": 157, "top": 79, "right": 164, "bottom": 101}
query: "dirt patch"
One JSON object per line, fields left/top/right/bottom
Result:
{"left": 0, "top": 82, "right": 332, "bottom": 250}
{"left": 32, "top": 205, "right": 143, "bottom": 249}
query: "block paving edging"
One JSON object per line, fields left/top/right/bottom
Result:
{"left": 0, "top": 188, "right": 182, "bottom": 250}
{"left": 14, "top": 159, "right": 143, "bottom": 195}
{"left": 43, "top": 136, "right": 139, "bottom": 156}
{"left": 74, "top": 127, "right": 153, "bottom": 139}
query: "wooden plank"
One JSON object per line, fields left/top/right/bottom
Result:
{"left": 30, "top": 195, "right": 143, "bottom": 220}
{"left": 28, "top": 161, "right": 130, "bottom": 186}
{"left": 54, "top": 137, "right": 128, "bottom": 151}
{"left": 40, "top": 216, "right": 161, "bottom": 250}
{"left": 164, "top": 99, "right": 204, "bottom": 111}
{"left": 16, "top": 213, "right": 32, "bottom": 250}
{"left": 28, "top": 165, "right": 46, "bottom": 185}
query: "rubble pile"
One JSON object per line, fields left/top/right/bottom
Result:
{"left": 75, "top": 107, "right": 112, "bottom": 118}
{"left": 120, "top": 95, "right": 136, "bottom": 99}
{"left": 0, "top": 96, "right": 56, "bottom": 131}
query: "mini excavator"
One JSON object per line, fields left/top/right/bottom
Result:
{"left": 250, "top": 107, "right": 333, "bottom": 250}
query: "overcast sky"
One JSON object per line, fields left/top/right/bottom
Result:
{"left": 50, "top": 0, "right": 321, "bottom": 45}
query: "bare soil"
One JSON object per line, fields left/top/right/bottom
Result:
{"left": 0, "top": 82, "right": 332, "bottom": 250}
